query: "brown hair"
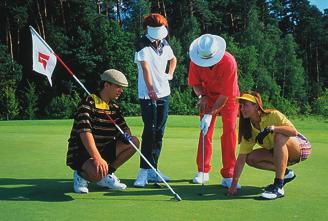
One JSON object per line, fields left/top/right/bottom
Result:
{"left": 238, "top": 91, "right": 273, "bottom": 143}
{"left": 143, "top": 13, "right": 168, "bottom": 29}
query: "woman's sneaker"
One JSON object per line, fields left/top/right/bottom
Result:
{"left": 97, "top": 173, "right": 127, "bottom": 190}
{"left": 73, "top": 171, "right": 89, "bottom": 193}
{"left": 261, "top": 184, "right": 284, "bottom": 199}
{"left": 284, "top": 169, "right": 296, "bottom": 185}
{"left": 264, "top": 169, "right": 296, "bottom": 191}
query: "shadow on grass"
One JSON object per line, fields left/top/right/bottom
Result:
{"left": 0, "top": 178, "right": 264, "bottom": 202}
{"left": 0, "top": 178, "right": 74, "bottom": 202}
{"left": 103, "top": 178, "right": 264, "bottom": 201}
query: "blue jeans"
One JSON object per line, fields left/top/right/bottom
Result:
{"left": 139, "top": 96, "right": 169, "bottom": 169}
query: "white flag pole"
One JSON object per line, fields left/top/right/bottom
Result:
{"left": 53, "top": 53, "right": 91, "bottom": 95}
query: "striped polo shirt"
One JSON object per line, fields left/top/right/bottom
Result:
{"left": 66, "top": 93, "right": 129, "bottom": 167}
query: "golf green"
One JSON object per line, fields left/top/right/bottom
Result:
{"left": 0, "top": 116, "right": 327, "bottom": 220}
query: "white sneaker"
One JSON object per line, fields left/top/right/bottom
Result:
{"left": 73, "top": 171, "right": 89, "bottom": 193}
{"left": 147, "top": 169, "right": 170, "bottom": 182}
{"left": 134, "top": 169, "right": 148, "bottom": 187}
{"left": 97, "top": 173, "right": 127, "bottom": 190}
{"left": 261, "top": 184, "right": 284, "bottom": 199}
{"left": 221, "top": 177, "right": 241, "bottom": 189}
{"left": 284, "top": 169, "right": 296, "bottom": 185}
{"left": 192, "top": 172, "right": 209, "bottom": 184}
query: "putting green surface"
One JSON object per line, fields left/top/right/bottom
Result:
{"left": 0, "top": 116, "right": 327, "bottom": 221}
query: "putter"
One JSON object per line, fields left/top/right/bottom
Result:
{"left": 199, "top": 131, "right": 205, "bottom": 196}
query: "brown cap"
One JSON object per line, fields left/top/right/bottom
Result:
{"left": 101, "top": 69, "right": 128, "bottom": 87}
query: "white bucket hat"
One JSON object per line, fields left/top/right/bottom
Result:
{"left": 189, "top": 34, "right": 226, "bottom": 67}
{"left": 147, "top": 25, "right": 168, "bottom": 40}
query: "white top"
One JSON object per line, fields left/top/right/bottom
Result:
{"left": 134, "top": 36, "right": 175, "bottom": 99}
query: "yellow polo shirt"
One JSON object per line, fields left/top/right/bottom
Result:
{"left": 239, "top": 110, "right": 295, "bottom": 154}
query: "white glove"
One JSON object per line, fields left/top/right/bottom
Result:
{"left": 200, "top": 114, "right": 212, "bottom": 135}
{"left": 165, "top": 73, "right": 173, "bottom": 80}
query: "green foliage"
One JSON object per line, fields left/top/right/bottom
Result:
{"left": 169, "top": 88, "right": 198, "bottom": 115}
{"left": 23, "top": 82, "right": 38, "bottom": 120}
{"left": 123, "top": 0, "right": 151, "bottom": 37}
{"left": 0, "top": 44, "right": 22, "bottom": 86}
{"left": 2, "top": 86, "right": 20, "bottom": 120}
{"left": 45, "top": 92, "right": 81, "bottom": 119}
{"left": 169, "top": 37, "right": 188, "bottom": 90}
{"left": 312, "top": 89, "right": 328, "bottom": 117}
{"left": 271, "top": 96, "right": 299, "bottom": 116}
{"left": 0, "top": 0, "right": 327, "bottom": 118}
{"left": 276, "top": 34, "right": 307, "bottom": 102}
{"left": 177, "top": 16, "right": 201, "bottom": 52}
{"left": 120, "top": 101, "right": 141, "bottom": 116}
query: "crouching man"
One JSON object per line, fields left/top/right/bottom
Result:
{"left": 66, "top": 69, "right": 139, "bottom": 193}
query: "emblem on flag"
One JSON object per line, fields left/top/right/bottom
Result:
{"left": 38, "top": 52, "right": 50, "bottom": 70}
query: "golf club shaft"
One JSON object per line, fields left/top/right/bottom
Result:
{"left": 202, "top": 132, "right": 205, "bottom": 186}
{"left": 111, "top": 118, "right": 181, "bottom": 200}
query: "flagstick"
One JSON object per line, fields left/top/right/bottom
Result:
{"left": 53, "top": 53, "right": 91, "bottom": 95}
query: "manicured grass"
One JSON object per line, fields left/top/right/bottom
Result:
{"left": 0, "top": 116, "right": 327, "bottom": 221}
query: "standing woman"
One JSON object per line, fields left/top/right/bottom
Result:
{"left": 133, "top": 13, "right": 177, "bottom": 187}
{"left": 228, "top": 91, "right": 311, "bottom": 199}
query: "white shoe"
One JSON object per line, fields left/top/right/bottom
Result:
{"left": 134, "top": 169, "right": 148, "bottom": 187}
{"left": 73, "top": 171, "right": 89, "bottom": 193}
{"left": 284, "top": 169, "right": 296, "bottom": 185}
{"left": 97, "top": 173, "right": 127, "bottom": 190}
{"left": 147, "top": 169, "right": 170, "bottom": 182}
{"left": 221, "top": 177, "right": 241, "bottom": 189}
{"left": 261, "top": 184, "right": 284, "bottom": 199}
{"left": 192, "top": 172, "right": 209, "bottom": 184}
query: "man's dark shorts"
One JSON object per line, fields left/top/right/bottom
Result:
{"left": 68, "top": 141, "right": 116, "bottom": 171}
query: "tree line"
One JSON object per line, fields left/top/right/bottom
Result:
{"left": 0, "top": 0, "right": 327, "bottom": 120}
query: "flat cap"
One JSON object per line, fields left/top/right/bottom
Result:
{"left": 101, "top": 69, "right": 128, "bottom": 87}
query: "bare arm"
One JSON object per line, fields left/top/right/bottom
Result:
{"left": 209, "top": 95, "right": 227, "bottom": 115}
{"left": 167, "top": 56, "right": 177, "bottom": 77}
{"left": 192, "top": 85, "right": 203, "bottom": 97}
{"left": 193, "top": 85, "right": 208, "bottom": 114}
{"left": 140, "top": 61, "right": 157, "bottom": 100}
{"left": 80, "top": 132, "right": 108, "bottom": 178}
{"left": 272, "top": 125, "right": 298, "bottom": 137}
{"left": 227, "top": 154, "right": 247, "bottom": 196}
{"left": 192, "top": 85, "right": 228, "bottom": 115}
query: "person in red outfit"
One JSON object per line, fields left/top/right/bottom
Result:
{"left": 188, "top": 34, "right": 240, "bottom": 188}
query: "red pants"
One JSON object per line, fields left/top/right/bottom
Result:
{"left": 196, "top": 102, "right": 238, "bottom": 178}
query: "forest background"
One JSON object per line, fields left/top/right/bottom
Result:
{"left": 1, "top": 0, "right": 327, "bottom": 120}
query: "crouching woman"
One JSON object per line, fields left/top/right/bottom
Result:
{"left": 227, "top": 91, "right": 311, "bottom": 199}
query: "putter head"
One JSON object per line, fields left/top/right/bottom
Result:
{"left": 174, "top": 193, "right": 182, "bottom": 201}
{"left": 198, "top": 184, "right": 205, "bottom": 196}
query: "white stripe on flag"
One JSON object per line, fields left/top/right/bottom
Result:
{"left": 30, "top": 26, "right": 57, "bottom": 86}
